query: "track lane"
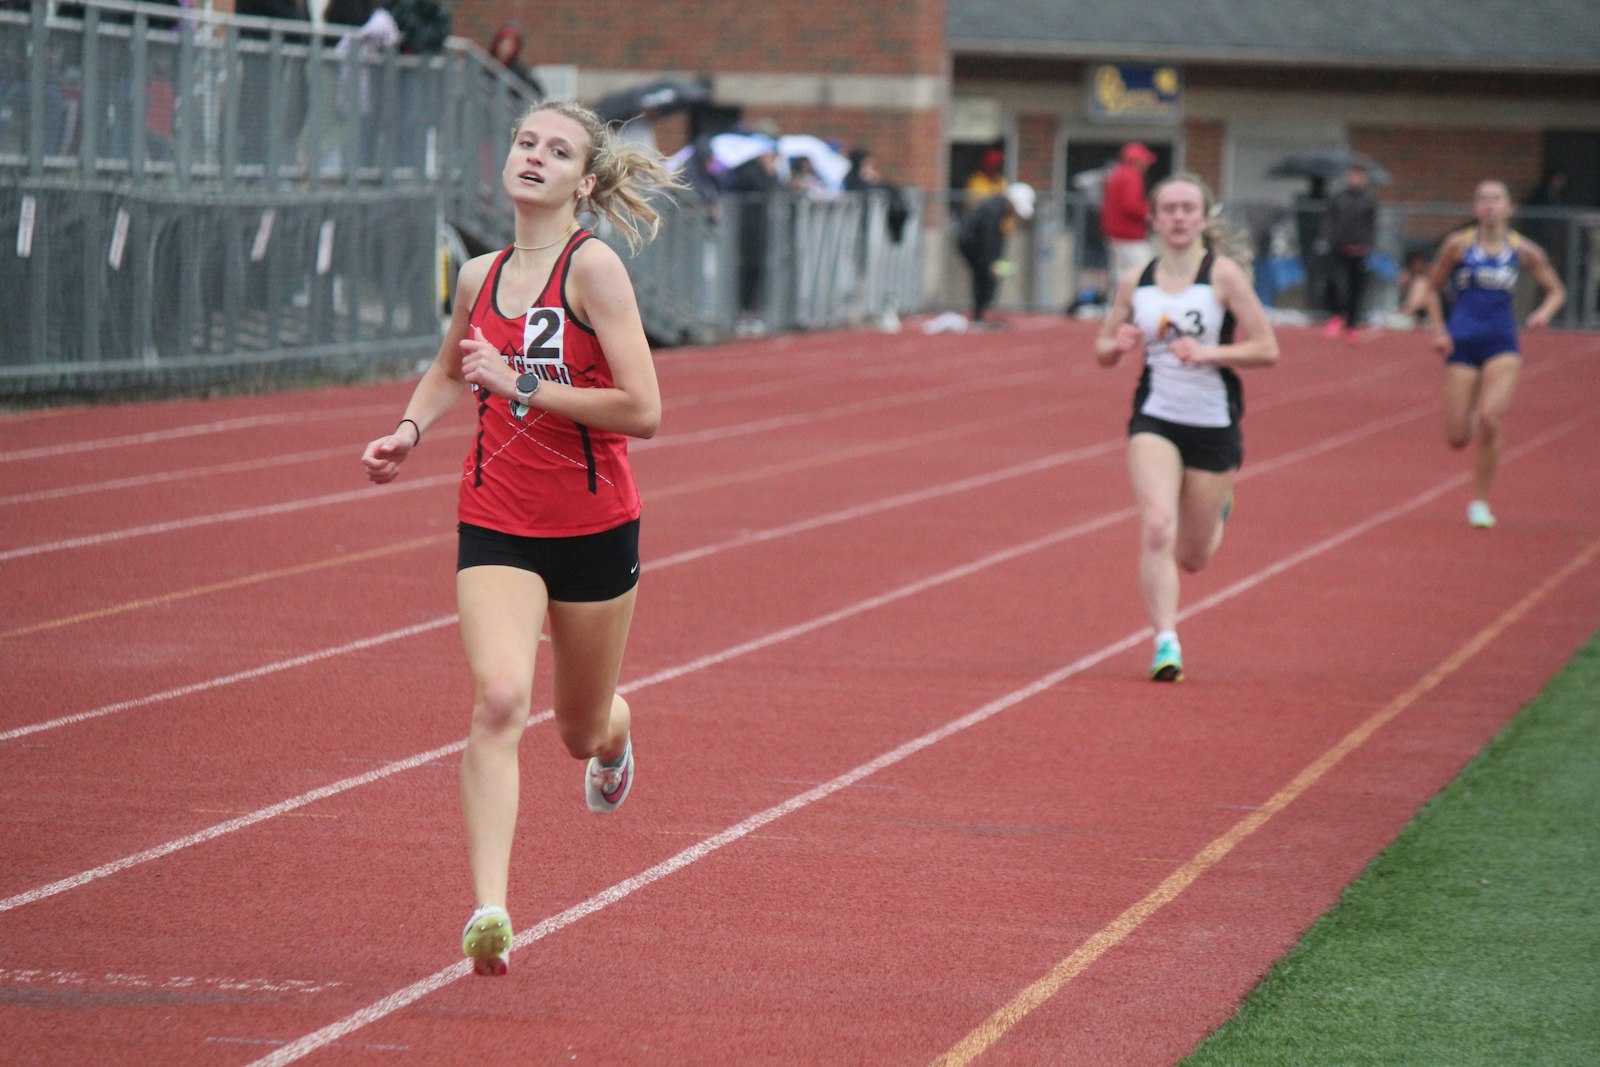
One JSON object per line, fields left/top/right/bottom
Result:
{"left": 0, "top": 323, "right": 1596, "bottom": 1065}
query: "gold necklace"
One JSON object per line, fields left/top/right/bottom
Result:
{"left": 512, "top": 225, "right": 575, "bottom": 252}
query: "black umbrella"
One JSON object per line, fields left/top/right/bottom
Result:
{"left": 594, "top": 78, "right": 712, "bottom": 124}
{"left": 1268, "top": 150, "right": 1390, "bottom": 186}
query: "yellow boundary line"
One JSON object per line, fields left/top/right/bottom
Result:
{"left": 930, "top": 533, "right": 1600, "bottom": 1066}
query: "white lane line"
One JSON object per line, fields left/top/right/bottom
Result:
{"left": 0, "top": 618, "right": 459, "bottom": 744}
{"left": 0, "top": 371, "right": 1054, "bottom": 563}
{"left": 0, "top": 477, "right": 458, "bottom": 564}
{"left": 0, "top": 406, "right": 399, "bottom": 464}
{"left": 0, "top": 343, "right": 1029, "bottom": 507}
{"left": 0, "top": 520, "right": 1118, "bottom": 915}
{"left": 243, "top": 413, "right": 1591, "bottom": 1067}
{"left": 3, "top": 394, "right": 1434, "bottom": 743}
{"left": 0, "top": 338, "right": 1447, "bottom": 562}
{"left": 0, "top": 445, "right": 1095, "bottom": 742}
{"left": 0, "top": 444, "right": 380, "bottom": 507}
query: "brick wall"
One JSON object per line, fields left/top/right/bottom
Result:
{"left": 1014, "top": 113, "right": 1056, "bottom": 191}
{"left": 1352, "top": 127, "right": 1545, "bottom": 204}
{"left": 452, "top": 0, "right": 946, "bottom": 78}
{"left": 451, "top": 1, "right": 946, "bottom": 191}
{"left": 1181, "top": 118, "right": 1225, "bottom": 190}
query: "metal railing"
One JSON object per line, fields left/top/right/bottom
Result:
{"left": 0, "top": 179, "right": 440, "bottom": 392}
{"left": 0, "top": 1, "right": 556, "bottom": 248}
{"left": 609, "top": 189, "right": 923, "bottom": 345}
{"left": 929, "top": 192, "right": 1600, "bottom": 330}
{"left": 0, "top": 1, "right": 552, "bottom": 394}
{"left": 1, "top": 2, "right": 928, "bottom": 396}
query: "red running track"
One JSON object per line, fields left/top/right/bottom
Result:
{"left": 2, "top": 318, "right": 1598, "bottom": 1066}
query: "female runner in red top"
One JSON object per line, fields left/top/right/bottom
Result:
{"left": 361, "top": 100, "right": 678, "bottom": 976}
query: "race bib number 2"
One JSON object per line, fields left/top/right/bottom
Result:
{"left": 509, "top": 307, "right": 572, "bottom": 420}
{"left": 521, "top": 307, "right": 568, "bottom": 382}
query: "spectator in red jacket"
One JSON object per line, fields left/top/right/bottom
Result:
{"left": 1102, "top": 142, "right": 1158, "bottom": 281}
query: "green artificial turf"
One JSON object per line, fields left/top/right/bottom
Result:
{"left": 1185, "top": 632, "right": 1600, "bottom": 1066}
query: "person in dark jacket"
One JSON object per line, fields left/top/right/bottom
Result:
{"left": 1320, "top": 162, "right": 1379, "bottom": 341}
{"left": 723, "top": 138, "right": 783, "bottom": 334}
{"left": 956, "top": 182, "right": 1035, "bottom": 325}
{"left": 845, "top": 146, "right": 909, "bottom": 243}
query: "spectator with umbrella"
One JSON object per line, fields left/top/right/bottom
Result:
{"left": 595, "top": 78, "right": 711, "bottom": 152}
{"left": 1269, "top": 149, "right": 1389, "bottom": 326}
{"left": 1320, "top": 160, "right": 1381, "bottom": 341}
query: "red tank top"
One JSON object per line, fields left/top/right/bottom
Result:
{"left": 458, "top": 233, "right": 642, "bottom": 537}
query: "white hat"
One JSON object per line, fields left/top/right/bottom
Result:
{"left": 1005, "top": 182, "right": 1036, "bottom": 220}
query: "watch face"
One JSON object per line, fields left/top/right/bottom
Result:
{"left": 515, "top": 372, "right": 541, "bottom": 395}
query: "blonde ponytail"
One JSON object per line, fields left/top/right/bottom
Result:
{"left": 514, "top": 101, "right": 686, "bottom": 253}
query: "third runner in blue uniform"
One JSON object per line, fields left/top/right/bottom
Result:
{"left": 1421, "top": 180, "right": 1564, "bottom": 529}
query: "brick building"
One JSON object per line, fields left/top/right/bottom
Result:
{"left": 449, "top": 0, "right": 950, "bottom": 192}
{"left": 448, "top": 0, "right": 1600, "bottom": 215}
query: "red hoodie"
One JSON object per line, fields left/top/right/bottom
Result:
{"left": 1101, "top": 162, "right": 1149, "bottom": 241}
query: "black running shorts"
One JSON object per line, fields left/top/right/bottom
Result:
{"left": 457, "top": 519, "right": 641, "bottom": 602}
{"left": 1128, "top": 413, "right": 1243, "bottom": 473}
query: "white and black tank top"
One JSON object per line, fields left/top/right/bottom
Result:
{"left": 1129, "top": 253, "right": 1242, "bottom": 429}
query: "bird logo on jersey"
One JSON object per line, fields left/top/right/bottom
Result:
{"left": 1155, "top": 310, "right": 1205, "bottom": 344}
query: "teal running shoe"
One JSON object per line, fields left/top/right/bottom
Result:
{"left": 1150, "top": 638, "right": 1184, "bottom": 682}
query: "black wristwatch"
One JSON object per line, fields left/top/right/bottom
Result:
{"left": 513, "top": 372, "right": 541, "bottom": 405}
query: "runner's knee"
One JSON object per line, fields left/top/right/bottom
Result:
{"left": 472, "top": 679, "right": 532, "bottom": 739}
{"left": 554, "top": 709, "right": 611, "bottom": 760}
{"left": 1140, "top": 509, "right": 1177, "bottom": 555}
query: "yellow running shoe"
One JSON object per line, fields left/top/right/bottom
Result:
{"left": 462, "top": 905, "right": 512, "bottom": 977}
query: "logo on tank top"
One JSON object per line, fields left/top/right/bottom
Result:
{"left": 1155, "top": 309, "right": 1205, "bottom": 343}
{"left": 1456, "top": 261, "right": 1518, "bottom": 293}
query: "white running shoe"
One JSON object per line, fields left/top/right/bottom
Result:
{"left": 585, "top": 738, "right": 634, "bottom": 814}
{"left": 1467, "top": 500, "right": 1496, "bottom": 529}
{"left": 461, "top": 904, "right": 512, "bottom": 977}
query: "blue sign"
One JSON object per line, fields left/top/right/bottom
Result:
{"left": 1088, "top": 64, "right": 1182, "bottom": 124}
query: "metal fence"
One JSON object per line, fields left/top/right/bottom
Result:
{"left": 614, "top": 188, "right": 924, "bottom": 346}
{"left": 1, "top": 179, "right": 440, "bottom": 392}
{"left": 0, "top": 2, "right": 928, "bottom": 396}
{"left": 933, "top": 191, "right": 1600, "bottom": 330}
{"left": 22, "top": 4, "right": 1590, "bottom": 398}
{"left": 0, "top": 0, "right": 556, "bottom": 247}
